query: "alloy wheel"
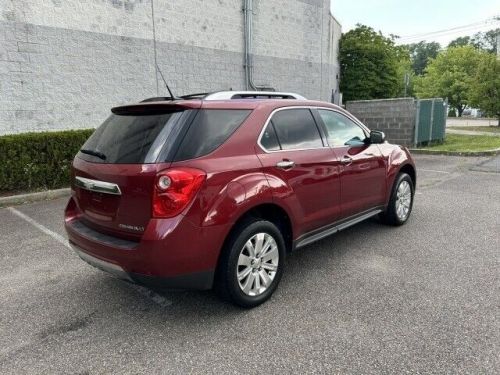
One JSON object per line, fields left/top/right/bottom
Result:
{"left": 236, "top": 232, "right": 279, "bottom": 296}
{"left": 395, "top": 180, "right": 412, "bottom": 221}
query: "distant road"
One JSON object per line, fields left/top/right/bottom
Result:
{"left": 446, "top": 129, "right": 500, "bottom": 137}
{"left": 447, "top": 118, "right": 498, "bottom": 127}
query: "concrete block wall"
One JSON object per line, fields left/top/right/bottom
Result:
{"left": 0, "top": 0, "right": 341, "bottom": 135}
{"left": 346, "top": 98, "right": 416, "bottom": 146}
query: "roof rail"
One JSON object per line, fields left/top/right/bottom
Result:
{"left": 140, "top": 91, "right": 307, "bottom": 103}
{"left": 140, "top": 96, "right": 175, "bottom": 103}
{"left": 179, "top": 92, "right": 211, "bottom": 99}
{"left": 203, "top": 91, "right": 306, "bottom": 100}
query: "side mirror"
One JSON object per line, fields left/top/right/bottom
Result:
{"left": 370, "top": 130, "right": 386, "bottom": 144}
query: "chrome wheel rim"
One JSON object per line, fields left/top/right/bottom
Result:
{"left": 396, "top": 180, "right": 412, "bottom": 221}
{"left": 237, "top": 233, "right": 279, "bottom": 297}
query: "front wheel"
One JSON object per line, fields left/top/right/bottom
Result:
{"left": 380, "top": 172, "right": 414, "bottom": 226}
{"left": 215, "top": 219, "right": 286, "bottom": 308}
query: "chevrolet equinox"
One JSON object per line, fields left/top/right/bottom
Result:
{"left": 64, "top": 91, "right": 416, "bottom": 307}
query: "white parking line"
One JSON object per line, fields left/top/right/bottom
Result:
{"left": 130, "top": 285, "right": 173, "bottom": 307}
{"left": 7, "top": 206, "right": 172, "bottom": 307}
{"left": 8, "top": 207, "right": 71, "bottom": 249}
{"left": 420, "top": 169, "right": 451, "bottom": 174}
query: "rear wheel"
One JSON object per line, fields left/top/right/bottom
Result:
{"left": 380, "top": 173, "right": 414, "bottom": 226}
{"left": 215, "top": 219, "right": 285, "bottom": 308}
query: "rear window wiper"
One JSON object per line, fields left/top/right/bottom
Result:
{"left": 80, "top": 148, "right": 107, "bottom": 160}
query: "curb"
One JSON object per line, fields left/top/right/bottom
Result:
{"left": 0, "top": 188, "right": 70, "bottom": 208}
{"left": 409, "top": 148, "right": 500, "bottom": 157}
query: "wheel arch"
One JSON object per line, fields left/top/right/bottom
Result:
{"left": 213, "top": 202, "right": 294, "bottom": 291}
{"left": 224, "top": 203, "right": 293, "bottom": 254}
{"left": 399, "top": 163, "right": 416, "bottom": 188}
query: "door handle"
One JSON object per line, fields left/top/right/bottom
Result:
{"left": 340, "top": 156, "right": 353, "bottom": 165}
{"left": 276, "top": 160, "right": 295, "bottom": 169}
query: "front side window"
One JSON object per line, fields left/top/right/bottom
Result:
{"left": 318, "top": 110, "right": 367, "bottom": 147}
{"left": 264, "top": 109, "right": 323, "bottom": 151}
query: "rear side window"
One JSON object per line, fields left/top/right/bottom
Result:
{"left": 79, "top": 111, "right": 186, "bottom": 164}
{"left": 265, "top": 109, "right": 323, "bottom": 150}
{"left": 260, "top": 122, "right": 280, "bottom": 151}
{"left": 174, "top": 109, "right": 251, "bottom": 161}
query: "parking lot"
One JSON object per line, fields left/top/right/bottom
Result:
{"left": 0, "top": 154, "right": 498, "bottom": 374}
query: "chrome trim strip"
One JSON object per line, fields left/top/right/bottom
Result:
{"left": 256, "top": 106, "right": 371, "bottom": 154}
{"left": 75, "top": 176, "right": 122, "bottom": 196}
{"left": 204, "top": 91, "right": 306, "bottom": 101}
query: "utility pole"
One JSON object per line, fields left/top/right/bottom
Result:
{"left": 496, "top": 16, "right": 500, "bottom": 59}
{"left": 497, "top": 32, "right": 499, "bottom": 59}
{"left": 404, "top": 72, "right": 410, "bottom": 97}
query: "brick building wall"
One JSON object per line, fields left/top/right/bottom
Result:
{"left": 346, "top": 98, "right": 416, "bottom": 146}
{"left": 0, "top": 0, "right": 341, "bottom": 135}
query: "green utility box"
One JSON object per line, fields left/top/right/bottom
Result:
{"left": 414, "top": 99, "right": 447, "bottom": 146}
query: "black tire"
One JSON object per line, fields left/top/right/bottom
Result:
{"left": 215, "top": 218, "right": 286, "bottom": 308}
{"left": 380, "top": 172, "right": 414, "bottom": 226}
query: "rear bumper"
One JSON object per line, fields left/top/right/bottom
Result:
{"left": 71, "top": 242, "right": 214, "bottom": 290}
{"left": 65, "top": 198, "right": 230, "bottom": 290}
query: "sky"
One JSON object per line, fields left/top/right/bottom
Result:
{"left": 331, "top": 0, "right": 500, "bottom": 46}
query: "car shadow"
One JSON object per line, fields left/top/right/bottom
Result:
{"left": 75, "top": 215, "right": 401, "bottom": 328}
{"left": 137, "top": 218, "right": 386, "bottom": 307}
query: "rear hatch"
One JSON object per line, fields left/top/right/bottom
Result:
{"left": 72, "top": 102, "right": 199, "bottom": 240}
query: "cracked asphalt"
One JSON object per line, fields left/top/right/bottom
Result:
{"left": 0, "top": 155, "right": 498, "bottom": 374}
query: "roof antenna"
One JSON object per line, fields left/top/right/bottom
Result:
{"left": 156, "top": 64, "right": 176, "bottom": 100}
{"left": 151, "top": 0, "right": 177, "bottom": 100}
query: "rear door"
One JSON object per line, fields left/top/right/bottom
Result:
{"left": 316, "top": 109, "right": 386, "bottom": 218}
{"left": 256, "top": 107, "right": 342, "bottom": 235}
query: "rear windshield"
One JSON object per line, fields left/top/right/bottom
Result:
{"left": 78, "top": 111, "right": 187, "bottom": 164}
{"left": 173, "top": 109, "right": 251, "bottom": 161}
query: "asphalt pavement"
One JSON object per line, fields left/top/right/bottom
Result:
{"left": 0, "top": 154, "right": 498, "bottom": 374}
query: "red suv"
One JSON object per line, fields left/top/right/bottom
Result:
{"left": 65, "top": 91, "right": 416, "bottom": 307}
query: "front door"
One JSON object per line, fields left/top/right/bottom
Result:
{"left": 315, "top": 109, "right": 386, "bottom": 218}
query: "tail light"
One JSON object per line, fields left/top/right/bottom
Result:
{"left": 152, "top": 168, "right": 206, "bottom": 218}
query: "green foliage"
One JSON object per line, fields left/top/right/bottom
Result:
{"left": 447, "top": 36, "right": 471, "bottom": 49}
{"left": 339, "top": 25, "right": 406, "bottom": 102}
{"left": 404, "top": 41, "right": 441, "bottom": 75}
{"left": 414, "top": 46, "right": 488, "bottom": 116}
{"left": 394, "top": 45, "right": 414, "bottom": 96}
{"left": 478, "top": 29, "right": 500, "bottom": 53}
{"left": 469, "top": 54, "right": 500, "bottom": 123}
{"left": 0, "top": 129, "right": 94, "bottom": 192}
{"left": 448, "top": 109, "right": 456, "bottom": 117}
{"left": 448, "top": 29, "right": 499, "bottom": 53}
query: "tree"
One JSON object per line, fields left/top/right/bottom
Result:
{"left": 448, "top": 28, "right": 500, "bottom": 53}
{"left": 405, "top": 41, "right": 441, "bottom": 75}
{"left": 394, "top": 45, "right": 414, "bottom": 96}
{"left": 414, "top": 46, "right": 487, "bottom": 117}
{"left": 339, "top": 25, "right": 405, "bottom": 102}
{"left": 448, "top": 36, "right": 471, "bottom": 48}
{"left": 469, "top": 54, "right": 500, "bottom": 125}
{"left": 471, "top": 29, "right": 499, "bottom": 53}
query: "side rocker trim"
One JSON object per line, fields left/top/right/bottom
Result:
{"left": 293, "top": 206, "right": 384, "bottom": 249}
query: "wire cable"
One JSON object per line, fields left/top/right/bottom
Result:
{"left": 397, "top": 17, "right": 499, "bottom": 43}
